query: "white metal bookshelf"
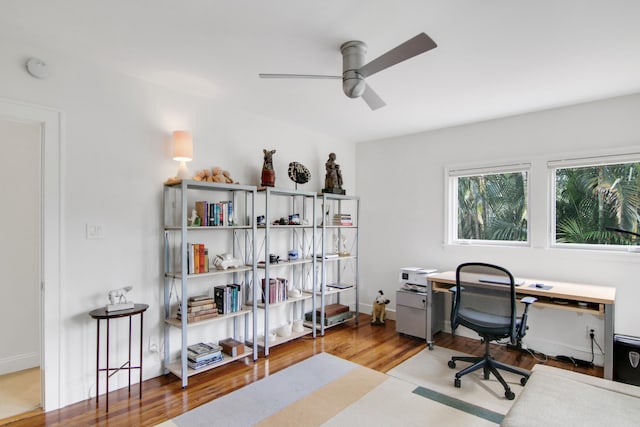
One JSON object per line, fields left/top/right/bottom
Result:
{"left": 256, "top": 187, "right": 317, "bottom": 356}
{"left": 163, "top": 180, "right": 258, "bottom": 387}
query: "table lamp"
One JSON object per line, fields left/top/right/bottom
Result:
{"left": 172, "top": 130, "right": 193, "bottom": 180}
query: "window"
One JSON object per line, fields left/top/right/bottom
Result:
{"left": 448, "top": 164, "right": 530, "bottom": 245}
{"left": 551, "top": 155, "right": 640, "bottom": 247}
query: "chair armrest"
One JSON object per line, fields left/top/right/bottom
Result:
{"left": 521, "top": 296, "right": 537, "bottom": 305}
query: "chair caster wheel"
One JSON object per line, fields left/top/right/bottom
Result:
{"left": 520, "top": 377, "right": 528, "bottom": 386}
{"left": 454, "top": 378, "right": 461, "bottom": 388}
{"left": 483, "top": 369, "right": 490, "bottom": 380}
{"left": 448, "top": 360, "right": 456, "bottom": 369}
{"left": 505, "top": 390, "right": 515, "bottom": 400}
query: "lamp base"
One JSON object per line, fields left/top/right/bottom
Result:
{"left": 176, "top": 161, "right": 190, "bottom": 180}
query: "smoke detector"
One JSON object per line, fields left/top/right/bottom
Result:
{"left": 26, "top": 58, "right": 49, "bottom": 79}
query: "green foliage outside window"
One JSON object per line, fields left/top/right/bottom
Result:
{"left": 555, "top": 162, "right": 640, "bottom": 245}
{"left": 457, "top": 172, "right": 528, "bottom": 241}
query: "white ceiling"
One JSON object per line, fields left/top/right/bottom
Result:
{"left": 3, "top": 1, "right": 640, "bottom": 142}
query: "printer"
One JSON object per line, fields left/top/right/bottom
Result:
{"left": 399, "top": 267, "right": 437, "bottom": 291}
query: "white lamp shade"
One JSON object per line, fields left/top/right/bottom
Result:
{"left": 172, "top": 130, "right": 193, "bottom": 161}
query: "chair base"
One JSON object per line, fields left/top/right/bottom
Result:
{"left": 448, "top": 340, "right": 530, "bottom": 400}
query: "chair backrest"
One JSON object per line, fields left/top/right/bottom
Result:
{"left": 451, "top": 262, "right": 517, "bottom": 340}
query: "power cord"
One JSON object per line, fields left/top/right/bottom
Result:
{"left": 555, "top": 329, "right": 599, "bottom": 368}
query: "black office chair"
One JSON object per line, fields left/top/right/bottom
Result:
{"left": 447, "top": 262, "right": 536, "bottom": 400}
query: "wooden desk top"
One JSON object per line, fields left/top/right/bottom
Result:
{"left": 428, "top": 271, "right": 615, "bottom": 305}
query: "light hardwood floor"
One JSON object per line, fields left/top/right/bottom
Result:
{"left": 1, "top": 314, "right": 600, "bottom": 427}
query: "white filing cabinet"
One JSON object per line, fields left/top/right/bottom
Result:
{"left": 396, "top": 289, "right": 444, "bottom": 340}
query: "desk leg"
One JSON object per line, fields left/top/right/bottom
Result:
{"left": 95, "top": 319, "right": 100, "bottom": 408}
{"left": 426, "top": 279, "right": 434, "bottom": 350}
{"left": 106, "top": 318, "right": 110, "bottom": 412}
{"left": 604, "top": 303, "right": 614, "bottom": 380}
{"left": 139, "top": 312, "right": 144, "bottom": 399}
{"left": 128, "top": 315, "right": 132, "bottom": 394}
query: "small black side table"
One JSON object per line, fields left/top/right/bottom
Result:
{"left": 89, "top": 303, "right": 149, "bottom": 412}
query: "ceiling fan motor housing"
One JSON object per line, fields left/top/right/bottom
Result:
{"left": 341, "top": 40, "right": 367, "bottom": 98}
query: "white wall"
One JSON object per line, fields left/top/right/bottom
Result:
{"left": 0, "top": 35, "right": 355, "bottom": 408}
{"left": 356, "top": 93, "right": 640, "bottom": 364}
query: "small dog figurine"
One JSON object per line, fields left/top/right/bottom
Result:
{"left": 371, "top": 290, "right": 390, "bottom": 325}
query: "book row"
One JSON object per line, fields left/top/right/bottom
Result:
{"left": 187, "top": 242, "right": 209, "bottom": 274}
{"left": 261, "top": 277, "right": 289, "bottom": 304}
{"left": 194, "top": 200, "right": 234, "bottom": 227}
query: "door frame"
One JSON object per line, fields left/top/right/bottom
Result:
{"left": 0, "top": 98, "right": 61, "bottom": 411}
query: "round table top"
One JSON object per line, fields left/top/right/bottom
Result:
{"left": 89, "top": 303, "right": 149, "bottom": 319}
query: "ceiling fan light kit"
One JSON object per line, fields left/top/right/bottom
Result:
{"left": 259, "top": 32, "right": 437, "bottom": 110}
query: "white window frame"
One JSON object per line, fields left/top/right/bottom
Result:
{"left": 446, "top": 162, "right": 531, "bottom": 247}
{"left": 549, "top": 152, "right": 640, "bottom": 252}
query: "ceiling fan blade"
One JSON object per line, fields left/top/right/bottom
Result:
{"left": 358, "top": 32, "right": 437, "bottom": 78}
{"left": 259, "top": 73, "right": 341, "bottom": 80}
{"left": 361, "top": 83, "right": 386, "bottom": 110}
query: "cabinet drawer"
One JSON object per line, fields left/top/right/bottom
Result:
{"left": 396, "top": 290, "right": 427, "bottom": 309}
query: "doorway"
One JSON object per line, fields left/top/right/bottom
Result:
{"left": 0, "top": 118, "right": 42, "bottom": 420}
{"left": 0, "top": 99, "right": 61, "bottom": 412}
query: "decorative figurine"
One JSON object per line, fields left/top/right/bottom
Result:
{"left": 371, "top": 290, "right": 390, "bottom": 325}
{"left": 106, "top": 286, "right": 134, "bottom": 312}
{"left": 322, "top": 152, "right": 345, "bottom": 194}
{"left": 261, "top": 149, "right": 276, "bottom": 187}
{"left": 288, "top": 161, "right": 311, "bottom": 189}
{"left": 188, "top": 209, "right": 200, "bottom": 226}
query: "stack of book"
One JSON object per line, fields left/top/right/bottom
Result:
{"left": 187, "top": 342, "right": 223, "bottom": 370}
{"left": 177, "top": 295, "right": 218, "bottom": 323}
{"left": 332, "top": 213, "right": 353, "bottom": 226}
{"left": 218, "top": 337, "right": 245, "bottom": 357}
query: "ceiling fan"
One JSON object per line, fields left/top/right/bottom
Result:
{"left": 259, "top": 32, "right": 437, "bottom": 110}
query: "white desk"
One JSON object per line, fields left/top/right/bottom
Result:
{"left": 426, "top": 271, "right": 616, "bottom": 379}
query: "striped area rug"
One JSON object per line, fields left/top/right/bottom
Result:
{"left": 157, "top": 350, "right": 507, "bottom": 426}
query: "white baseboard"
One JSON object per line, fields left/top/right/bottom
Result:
{"left": 0, "top": 352, "right": 39, "bottom": 375}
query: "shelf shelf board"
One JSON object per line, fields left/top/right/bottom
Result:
{"left": 254, "top": 327, "right": 313, "bottom": 351}
{"left": 165, "top": 307, "right": 253, "bottom": 328}
{"left": 305, "top": 285, "right": 355, "bottom": 296}
{"left": 316, "top": 255, "right": 357, "bottom": 262}
{"left": 304, "top": 314, "right": 356, "bottom": 330}
{"left": 255, "top": 293, "right": 313, "bottom": 309}
{"left": 166, "top": 347, "right": 255, "bottom": 379}
{"left": 166, "top": 265, "right": 253, "bottom": 279}
{"left": 257, "top": 258, "right": 313, "bottom": 268}
{"left": 164, "top": 225, "right": 253, "bottom": 231}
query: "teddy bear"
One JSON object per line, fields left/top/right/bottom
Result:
{"left": 371, "top": 290, "right": 390, "bottom": 325}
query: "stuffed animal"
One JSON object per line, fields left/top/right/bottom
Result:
{"left": 211, "top": 167, "right": 226, "bottom": 183}
{"left": 371, "top": 290, "right": 390, "bottom": 325}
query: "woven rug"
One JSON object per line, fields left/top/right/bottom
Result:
{"left": 156, "top": 351, "right": 504, "bottom": 427}
{"left": 387, "top": 346, "right": 524, "bottom": 416}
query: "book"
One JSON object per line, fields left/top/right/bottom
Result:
{"left": 187, "top": 342, "right": 222, "bottom": 362}
{"left": 188, "top": 352, "right": 223, "bottom": 370}
{"left": 214, "top": 285, "right": 228, "bottom": 314}
{"left": 195, "top": 201, "right": 208, "bottom": 227}
{"left": 177, "top": 311, "right": 218, "bottom": 323}
{"left": 181, "top": 303, "right": 216, "bottom": 312}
